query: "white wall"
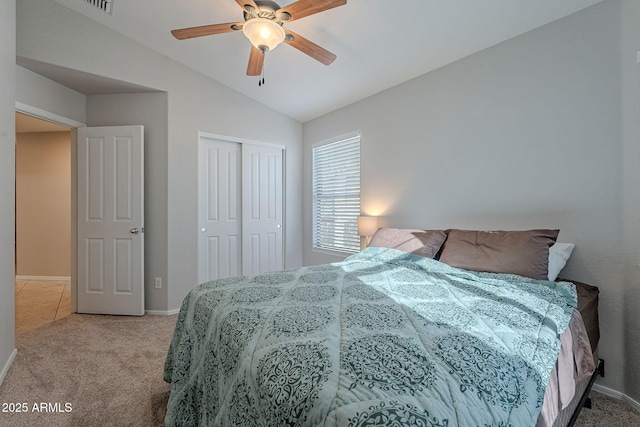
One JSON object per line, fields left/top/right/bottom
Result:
{"left": 304, "top": 0, "right": 633, "bottom": 397}
{"left": 0, "top": 0, "right": 16, "bottom": 384}
{"left": 16, "top": 0, "right": 303, "bottom": 312}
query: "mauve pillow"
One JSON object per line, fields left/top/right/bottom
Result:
{"left": 368, "top": 228, "right": 447, "bottom": 258}
{"left": 439, "top": 229, "right": 559, "bottom": 280}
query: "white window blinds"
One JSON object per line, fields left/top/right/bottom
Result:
{"left": 312, "top": 133, "right": 361, "bottom": 254}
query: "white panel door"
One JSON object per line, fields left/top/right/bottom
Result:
{"left": 77, "top": 126, "right": 144, "bottom": 315}
{"left": 198, "top": 137, "right": 242, "bottom": 283}
{"left": 242, "top": 144, "right": 283, "bottom": 276}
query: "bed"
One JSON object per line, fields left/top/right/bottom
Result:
{"left": 164, "top": 228, "right": 601, "bottom": 426}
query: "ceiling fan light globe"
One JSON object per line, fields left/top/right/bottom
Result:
{"left": 242, "top": 18, "right": 285, "bottom": 51}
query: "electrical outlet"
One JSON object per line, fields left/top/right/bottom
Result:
{"left": 154, "top": 277, "right": 162, "bottom": 289}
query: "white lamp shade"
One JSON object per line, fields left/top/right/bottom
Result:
{"left": 242, "top": 18, "right": 285, "bottom": 51}
{"left": 357, "top": 216, "right": 379, "bottom": 237}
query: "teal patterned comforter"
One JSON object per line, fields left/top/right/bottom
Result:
{"left": 164, "top": 247, "right": 577, "bottom": 427}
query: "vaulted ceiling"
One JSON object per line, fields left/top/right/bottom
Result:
{"left": 40, "top": 0, "right": 603, "bottom": 122}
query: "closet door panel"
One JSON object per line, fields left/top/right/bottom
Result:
{"left": 242, "top": 144, "right": 283, "bottom": 276}
{"left": 197, "top": 137, "right": 242, "bottom": 283}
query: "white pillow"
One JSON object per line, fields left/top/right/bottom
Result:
{"left": 548, "top": 243, "right": 575, "bottom": 281}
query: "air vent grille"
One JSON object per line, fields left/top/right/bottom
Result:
{"left": 84, "top": 0, "right": 113, "bottom": 14}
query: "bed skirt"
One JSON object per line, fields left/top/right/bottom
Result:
{"left": 555, "top": 358, "right": 604, "bottom": 427}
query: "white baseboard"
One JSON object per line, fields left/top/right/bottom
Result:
{"left": 0, "top": 348, "right": 17, "bottom": 387}
{"left": 145, "top": 309, "right": 180, "bottom": 315}
{"left": 592, "top": 383, "right": 640, "bottom": 413}
{"left": 15, "top": 275, "right": 71, "bottom": 282}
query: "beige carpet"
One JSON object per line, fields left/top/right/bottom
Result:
{"left": 0, "top": 314, "right": 175, "bottom": 427}
{"left": 575, "top": 391, "right": 640, "bottom": 426}
{"left": 0, "top": 313, "right": 638, "bottom": 427}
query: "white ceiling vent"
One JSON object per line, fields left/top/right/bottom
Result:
{"left": 84, "top": 0, "right": 113, "bottom": 14}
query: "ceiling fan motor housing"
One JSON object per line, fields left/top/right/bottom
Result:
{"left": 243, "top": 1, "right": 289, "bottom": 22}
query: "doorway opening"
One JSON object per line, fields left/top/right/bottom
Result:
{"left": 14, "top": 112, "right": 72, "bottom": 334}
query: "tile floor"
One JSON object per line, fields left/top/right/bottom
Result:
{"left": 15, "top": 279, "right": 71, "bottom": 335}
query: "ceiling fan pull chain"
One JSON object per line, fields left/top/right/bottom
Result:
{"left": 259, "top": 59, "right": 266, "bottom": 86}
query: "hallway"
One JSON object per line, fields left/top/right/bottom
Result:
{"left": 15, "top": 279, "right": 70, "bottom": 335}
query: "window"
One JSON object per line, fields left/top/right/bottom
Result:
{"left": 312, "top": 133, "right": 361, "bottom": 254}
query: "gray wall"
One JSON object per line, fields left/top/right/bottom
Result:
{"left": 16, "top": 66, "right": 86, "bottom": 122}
{"left": 16, "top": 0, "right": 304, "bottom": 313}
{"left": 619, "top": 0, "right": 640, "bottom": 403}
{"left": 0, "top": 0, "right": 16, "bottom": 383}
{"left": 304, "top": 0, "right": 636, "bottom": 398}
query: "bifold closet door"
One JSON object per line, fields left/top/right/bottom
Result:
{"left": 198, "top": 137, "right": 283, "bottom": 284}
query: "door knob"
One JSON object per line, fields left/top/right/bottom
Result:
{"left": 130, "top": 228, "right": 140, "bottom": 234}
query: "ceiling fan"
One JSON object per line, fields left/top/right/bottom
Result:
{"left": 171, "top": 0, "right": 347, "bottom": 82}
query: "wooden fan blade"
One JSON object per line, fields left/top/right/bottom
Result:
{"left": 277, "top": 0, "right": 346, "bottom": 22}
{"left": 171, "top": 22, "right": 243, "bottom": 40}
{"left": 247, "top": 46, "right": 265, "bottom": 76}
{"left": 235, "top": 0, "right": 259, "bottom": 13}
{"left": 284, "top": 30, "right": 336, "bottom": 65}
